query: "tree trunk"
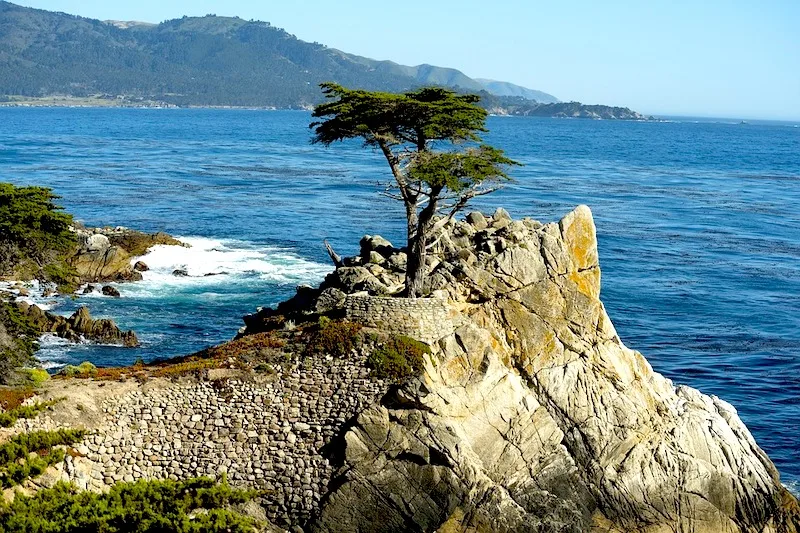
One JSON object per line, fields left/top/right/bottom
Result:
{"left": 404, "top": 185, "right": 441, "bottom": 298}
{"left": 405, "top": 233, "right": 427, "bottom": 298}
{"left": 404, "top": 200, "right": 424, "bottom": 297}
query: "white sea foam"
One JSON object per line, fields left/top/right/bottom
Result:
{"left": 121, "top": 236, "right": 330, "bottom": 296}
{"left": 0, "top": 280, "right": 56, "bottom": 309}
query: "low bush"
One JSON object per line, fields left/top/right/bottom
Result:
{"left": 60, "top": 361, "right": 97, "bottom": 378}
{"left": 0, "top": 428, "right": 86, "bottom": 488}
{"left": 205, "top": 332, "right": 286, "bottom": 360}
{"left": 367, "top": 335, "right": 431, "bottom": 382}
{"left": 307, "top": 317, "right": 362, "bottom": 358}
{"left": 0, "top": 398, "right": 60, "bottom": 428}
{"left": 0, "top": 476, "right": 259, "bottom": 532}
{"left": 20, "top": 367, "right": 50, "bottom": 387}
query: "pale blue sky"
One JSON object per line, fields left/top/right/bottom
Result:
{"left": 15, "top": 0, "right": 800, "bottom": 120}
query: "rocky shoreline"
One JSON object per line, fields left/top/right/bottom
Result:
{"left": 70, "top": 225, "right": 185, "bottom": 283}
{"left": 5, "top": 206, "right": 797, "bottom": 532}
{"left": 0, "top": 225, "right": 186, "bottom": 353}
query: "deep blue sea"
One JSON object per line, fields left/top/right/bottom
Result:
{"left": 0, "top": 108, "right": 798, "bottom": 492}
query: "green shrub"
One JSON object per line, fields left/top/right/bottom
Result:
{"left": 0, "top": 399, "right": 60, "bottom": 428}
{"left": 0, "top": 301, "right": 39, "bottom": 384}
{"left": 367, "top": 335, "right": 431, "bottom": 382}
{"left": 307, "top": 318, "right": 362, "bottom": 358}
{"left": 60, "top": 361, "right": 97, "bottom": 378}
{"left": 0, "top": 428, "right": 85, "bottom": 487}
{"left": 20, "top": 368, "right": 50, "bottom": 387}
{"left": 0, "top": 476, "right": 259, "bottom": 532}
{"left": 0, "top": 183, "right": 76, "bottom": 287}
{"left": 42, "top": 260, "right": 79, "bottom": 293}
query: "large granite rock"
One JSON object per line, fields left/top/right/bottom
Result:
{"left": 16, "top": 302, "right": 139, "bottom": 347}
{"left": 71, "top": 227, "right": 184, "bottom": 283}
{"left": 280, "top": 206, "right": 798, "bottom": 532}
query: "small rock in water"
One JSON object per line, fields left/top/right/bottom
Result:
{"left": 83, "top": 284, "right": 96, "bottom": 294}
{"left": 102, "top": 285, "right": 121, "bottom": 297}
{"left": 172, "top": 269, "right": 189, "bottom": 277}
{"left": 133, "top": 261, "right": 149, "bottom": 272}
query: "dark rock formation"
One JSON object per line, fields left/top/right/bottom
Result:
{"left": 133, "top": 261, "right": 149, "bottom": 272}
{"left": 101, "top": 285, "right": 120, "bottom": 298}
{"left": 15, "top": 302, "right": 138, "bottom": 347}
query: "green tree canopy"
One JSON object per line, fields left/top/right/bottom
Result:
{"left": 311, "top": 83, "right": 519, "bottom": 297}
{"left": 0, "top": 183, "right": 75, "bottom": 278}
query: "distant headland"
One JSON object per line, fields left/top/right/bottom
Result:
{"left": 0, "top": 1, "right": 651, "bottom": 119}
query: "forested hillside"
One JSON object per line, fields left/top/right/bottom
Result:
{"left": 0, "top": 1, "right": 557, "bottom": 108}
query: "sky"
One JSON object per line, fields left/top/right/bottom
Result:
{"left": 13, "top": 0, "right": 800, "bottom": 120}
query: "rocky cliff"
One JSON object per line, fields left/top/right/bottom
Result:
{"left": 12, "top": 206, "right": 798, "bottom": 532}
{"left": 249, "top": 205, "right": 798, "bottom": 532}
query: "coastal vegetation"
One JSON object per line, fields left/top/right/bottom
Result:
{"left": 0, "top": 397, "right": 59, "bottom": 427}
{"left": 0, "top": 183, "right": 77, "bottom": 290}
{"left": 0, "top": 428, "right": 85, "bottom": 488}
{"left": 0, "top": 476, "right": 259, "bottom": 531}
{"left": 0, "top": 300, "right": 40, "bottom": 384}
{"left": 311, "top": 83, "right": 520, "bottom": 296}
{"left": 366, "top": 334, "right": 430, "bottom": 382}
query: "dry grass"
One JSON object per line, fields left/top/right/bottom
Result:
{"left": 151, "top": 358, "right": 218, "bottom": 378}
{"left": 203, "top": 333, "right": 286, "bottom": 360}
{"left": 0, "top": 387, "right": 34, "bottom": 410}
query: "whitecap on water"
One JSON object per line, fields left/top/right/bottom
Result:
{"left": 0, "top": 280, "right": 56, "bottom": 310}
{"left": 123, "top": 236, "right": 330, "bottom": 297}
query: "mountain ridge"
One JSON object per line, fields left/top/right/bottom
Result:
{"left": 0, "top": 1, "right": 650, "bottom": 119}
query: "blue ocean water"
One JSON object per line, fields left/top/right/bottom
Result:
{"left": 0, "top": 108, "right": 798, "bottom": 491}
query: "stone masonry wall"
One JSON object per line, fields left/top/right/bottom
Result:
{"left": 22, "top": 354, "right": 389, "bottom": 528}
{"left": 341, "top": 295, "right": 456, "bottom": 344}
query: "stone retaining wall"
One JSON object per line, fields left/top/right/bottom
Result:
{"left": 341, "top": 295, "right": 456, "bottom": 344}
{"left": 24, "top": 355, "right": 389, "bottom": 528}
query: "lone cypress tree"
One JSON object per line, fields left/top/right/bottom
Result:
{"left": 311, "top": 83, "right": 519, "bottom": 297}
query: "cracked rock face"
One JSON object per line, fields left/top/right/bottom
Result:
{"left": 308, "top": 206, "right": 798, "bottom": 532}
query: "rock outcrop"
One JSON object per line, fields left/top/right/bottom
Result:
{"left": 15, "top": 302, "right": 139, "bottom": 347}
{"left": 248, "top": 206, "right": 798, "bottom": 532}
{"left": 13, "top": 207, "right": 798, "bottom": 532}
{"left": 70, "top": 227, "right": 184, "bottom": 283}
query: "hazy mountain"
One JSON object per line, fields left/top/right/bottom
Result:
{"left": 0, "top": 1, "right": 647, "bottom": 119}
{"left": 475, "top": 79, "right": 560, "bottom": 103}
{"left": 0, "top": 1, "right": 561, "bottom": 108}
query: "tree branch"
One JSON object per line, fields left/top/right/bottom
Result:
{"left": 323, "top": 240, "right": 344, "bottom": 268}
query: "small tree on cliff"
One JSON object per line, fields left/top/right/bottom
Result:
{"left": 310, "top": 83, "right": 519, "bottom": 297}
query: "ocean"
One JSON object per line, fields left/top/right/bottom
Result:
{"left": 0, "top": 108, "right": 798, "bottom": 492}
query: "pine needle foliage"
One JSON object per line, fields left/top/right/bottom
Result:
{"left": 0, "top": 477, "right": 259, "bottom": 532}
{"left": 310, "top": 84, "right": 520, "bottom": 297}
